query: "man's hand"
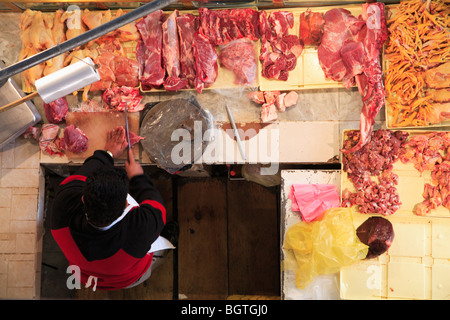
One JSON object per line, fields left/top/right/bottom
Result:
{"left": 125, "top": 149, "right": 144, "bottom": 179}
{"left": 104, "top": 126, "right": 128, "bottom": 159}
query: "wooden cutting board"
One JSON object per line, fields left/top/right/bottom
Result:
{"left": 65, "top": 111, "right": 140, "bottom": 161}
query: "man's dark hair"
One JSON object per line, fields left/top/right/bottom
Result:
{"left": 83, "top": 166, "right": 129, "bottom": 228}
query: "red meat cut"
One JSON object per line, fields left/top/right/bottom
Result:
{"left": 199, "top": 8, "right": 259, "bottom": 46}
{"left": 318, "top": 4, "right": 388, "bottom": 153}
{"left": 162, "top": 10, "right": 188, "bottom": 91}
{"left": 219, "top": 38, "right": 256, "bottom": 85}
{"left": 59, "top": 125, "right": 88, "bottom": 154}
{"left": 136, "top": 10, "right": 166, "bottom": 90}
{"left": 112, "top": 56, "right": 140, "bottom": 88}
{"left": 193, "top": 31, "right": 218, "bottom": 93}
{"left": 258, "top": 10, "right": 302, "bottom": 81}
{"left": 177, "top": 13, "right": 198, "bottom": 88}
{"left": 299, "top": 9, "right": 325, "bottom": 45}
{"left": 44, "top": 97, "right": 68, "bottom": 124}
{"left": 317, "top": 8, "right": 365, "bottom": 84}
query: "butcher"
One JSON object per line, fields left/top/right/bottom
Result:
{"left": 50, "top": 127, "right": 178, "bottom": 291}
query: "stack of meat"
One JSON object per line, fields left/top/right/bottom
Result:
{"left": 258, "top": 11, "right": 303, "bottom": 81}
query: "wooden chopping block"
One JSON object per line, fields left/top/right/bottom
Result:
{"left": 65, "top": 111, "right": 140, "bottom": 161}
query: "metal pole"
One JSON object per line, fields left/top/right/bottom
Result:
{"left": 0, "top": 0, "right": 177, "bottom": 88}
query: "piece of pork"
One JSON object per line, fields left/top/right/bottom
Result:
{"left": 44, "top": 97, "right": 68, "bottom": 124}
{"left": 59, "top": 124, "right": 88, "bottom": 154}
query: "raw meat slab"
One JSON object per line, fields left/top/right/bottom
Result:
{"left": 65, "top": 111, "right": 140, "bottom": 162}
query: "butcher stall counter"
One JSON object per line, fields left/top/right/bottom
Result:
{"left": 1, "top": 1, "right": 448, "bottom": 300}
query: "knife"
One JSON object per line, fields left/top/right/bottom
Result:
{"left": 225, "top": 105, "right": 247, "bottom": 161}
{"left": 124, "top": 103, "right": 131, "bottom": 162}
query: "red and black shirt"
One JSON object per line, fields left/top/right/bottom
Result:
{"left": 51, "top": 150, "right": 166, "bottom": 290}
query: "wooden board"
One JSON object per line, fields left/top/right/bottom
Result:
{"left": 177, "top": 178, "right": 228, "bottom": 300}
{"left": 65, "top": 111, "right": 140, "bottom": 162}
{"left": 227, "top": 180, "right": 280, "bottom": 296}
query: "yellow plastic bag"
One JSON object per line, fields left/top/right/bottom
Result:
{"left": 283, "top": 207, "right": 368, "bottom": 289}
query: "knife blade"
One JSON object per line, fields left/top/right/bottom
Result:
{"left": 124, "top": 103, "right": 131, "bottom": 161}
{"left": 225, "top": 104, "right": 247, "bottom": 161}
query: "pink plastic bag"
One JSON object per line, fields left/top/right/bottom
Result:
{"left": 288, "top": 184, "right": 341, "bottom": 222}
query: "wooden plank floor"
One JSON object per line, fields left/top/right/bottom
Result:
{"left": 42, "top": 168, "right": 280, "bottom": 300}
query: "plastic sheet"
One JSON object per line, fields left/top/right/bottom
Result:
{"left": 289, "top": 184, "right": 340, "bottom": 222}
{"left": 34, "top": 57, "right": 100, "bottom": 103}
{"left": 283, "top": 207, "right": 368, "bottom": 289}
{"left": 140, "top": 96, "right": 214, "bottom": 174}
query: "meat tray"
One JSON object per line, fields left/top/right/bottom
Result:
{"left": 258, "top": 5, "right": 362, "bottom": 92}
{"left": 340, "top": 212, "right": 450, "bottom": 299}
{"left": 382, "top": 5, "right": 450, "bottom": 130}
{"left": 139, "top": 9, "right": 260, "bottom": 93}
{"left": 340, "top": 129, "right": 450, "bottom": 219}
{"left": 339, "top": 129, "right": 450, "bottom": 300}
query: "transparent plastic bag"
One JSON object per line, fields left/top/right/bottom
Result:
{"left": 283, "top": 207, "right": 368, "bottom": 289}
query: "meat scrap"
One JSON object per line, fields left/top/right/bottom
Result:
{"left": 59, "top": 124, "right": 88, "bottom": 154}
{"left": 102, "top": 86, "right": 144, "bottom": 112}
{"left": 219, "top": 38, "right": 257, "bottom": 85}
{"left": 341, "top": 129, "right": 409, "bottom": 215}
{"left": 398, "top": 132, "right": 450, "bottom": 215}
{"left": 248, "top": 90, "right": 299, "bottom": 122}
